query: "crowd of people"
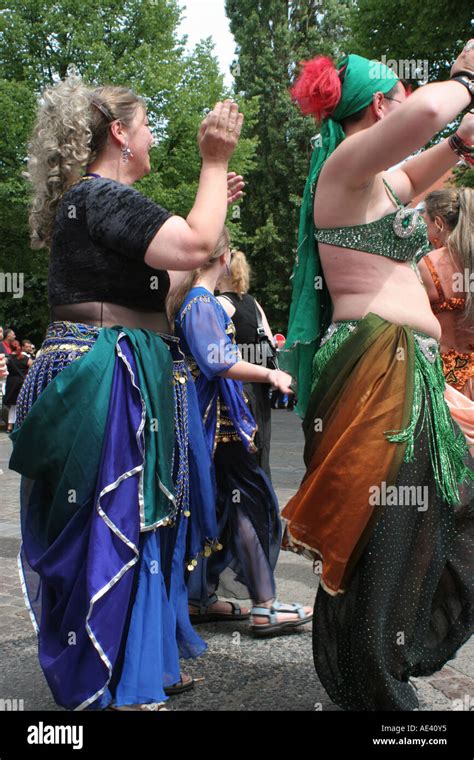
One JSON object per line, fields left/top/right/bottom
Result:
{"left": 0, "top": 327, "right": 36, "bottom": 432}
{"left": 3, "top": 38, "right": 473, "bottom": 712}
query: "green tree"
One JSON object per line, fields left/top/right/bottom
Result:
{"left": 350, "top": 0, "right": 473, "bottom": 82}
{"left": 0, "top": 79, "right": 46, "bottom": 343}
{"left": 451, "top": 163, "right": 474, "bottom": 189}
{"left": 349, "top": 1, "right": 474, "bottom": 158}
{"left": 0, "top": 0, "right": 258, "bottom": 342}
{"left": 225, "top": 0, "right": 352, "bottom": 332}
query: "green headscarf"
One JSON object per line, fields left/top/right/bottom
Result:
{"left": 280, "top": 54, "right": 399, "bottom": 418}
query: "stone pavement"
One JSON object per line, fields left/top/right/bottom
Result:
{"left": 0, "top": 411, "right": 472, "bottom": 711}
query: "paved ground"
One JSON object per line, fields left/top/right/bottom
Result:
{"left": 0, "top": 411, "right": 472, "bottom": 712}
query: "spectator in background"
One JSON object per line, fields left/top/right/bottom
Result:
{"left": 2, "top": 328, "right": 15, "bottom": 355}
{"left": 418, "top": 187, "right": 474, "bottom": 454}
{"left": 21, "top": 340, "right": 35, "bottom": 359}
{"left": 271, "top": 333, "right": 294, "bottom": 410}
{"left": 0, "top": 326, "right": 6, "bottom": 355}
{"left": 4, "top": 340, "right": 33, "bottom": 433}
{"left": 0, "top": 327, "right": 8, "bottom": 400}
{"left": 217, "top": 250, "right": 274, "bottom": 478}
{"left": 0, "top": 353, "right": 8, "bottom": 404}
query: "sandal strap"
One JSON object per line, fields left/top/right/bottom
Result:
{"left": 227, "top": 600, "right": 239, "bottom": 615}
{"left": 251, "top": 606, "right": 278, "bottom": 624}
{"left": 189, "top": 593, "right": 219, "bottom": 616}
{"left": 272, "top": 600, "right": 306, "bottom": 618}
{"left": 251, "top": 600, "right": 307, "bottom": 622}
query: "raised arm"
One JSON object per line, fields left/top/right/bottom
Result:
{"left": 384, "top": 111, "right": 474, "bottom": 204}
{"left": 328, "top": 42, "right": 474, "bottom": 189}
{"left": 145, "top": 101, "right": 244, "bottom": 271}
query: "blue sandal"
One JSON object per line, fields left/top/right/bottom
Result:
{"left": 250, "top": 600, "right": 312, "bottom": 637}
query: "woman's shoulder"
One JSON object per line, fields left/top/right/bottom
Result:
{"left": 180, "top": 287, "right": 225, "bottom": 319}
{"left": 63, "top": 176, "right": 138, "bottom": 204}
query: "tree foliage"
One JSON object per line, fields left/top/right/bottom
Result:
{"left": 225, "top": 0, "right": 353, "bottom": 331}
{"left": 350, "top": 0, "right": 473, "bottom": 82}
{"left": 0, "top": 0, "right": 258, "bottom": 342}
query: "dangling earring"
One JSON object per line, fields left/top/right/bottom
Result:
{"left": 121, "top": 144, "right": 133, "bottom": 163}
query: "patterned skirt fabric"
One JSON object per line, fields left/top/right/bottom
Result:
{"left": 11, "top": 320, "right": 217, "bottom": 710}
{"left": 16, "top": 320, "right": 101, "bottom": 428}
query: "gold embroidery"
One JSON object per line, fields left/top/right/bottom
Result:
{"left": 180, "top": 295, "right": 212, "bottom": 321}
{"left": 40, "top": 343, "right": 91, "bottom": 354}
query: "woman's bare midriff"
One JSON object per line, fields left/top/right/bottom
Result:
{"left": 51, "top": 301, "right": 171, "bottom": 333}
{"left": 319, "top": 245, "right": 442, "bottom": 340}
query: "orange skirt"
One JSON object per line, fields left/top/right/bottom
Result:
{"left": 282, "top": 313, "right": 471, "bottom": 595}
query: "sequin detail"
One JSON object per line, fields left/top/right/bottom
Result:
{"left": 423, "top": 255, "right": 466, "bottom": 313}
{"left": 15, "top": 320, "right": 198, "bottom": 557}
{"left": 441, "top": 348, "right": 474, "bottom": 392}
{"left": 16, "top": 321, "right": 101, "bottom": 428}
{"left": 179, "top": 294, "right": 212, "bottom": 321}
{"left": 312, "top": 319, "right": 473, "bottom": 506}
{"left": 314, "top": 180, "right": 430, "bottom": 264}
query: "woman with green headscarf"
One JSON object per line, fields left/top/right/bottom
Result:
{"left": 280, "top": 43, "right": 474, "bottom": 710}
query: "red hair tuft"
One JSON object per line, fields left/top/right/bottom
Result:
{"left": 290, "top": 56, "right": 342, "bottom": 120}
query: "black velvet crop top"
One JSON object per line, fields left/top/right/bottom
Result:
{"left": 48, "top": 176, "right": 172, "bottom": 311}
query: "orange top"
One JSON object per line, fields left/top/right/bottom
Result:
{"left": 424, "top": 256, "right": 474, "bottom": 393}
{"left": 424, "top": 255, "right": 465, "bottom": 313}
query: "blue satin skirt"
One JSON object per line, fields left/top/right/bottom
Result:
{"left": 11, "top": 321, "right": 217, "bottom": 710}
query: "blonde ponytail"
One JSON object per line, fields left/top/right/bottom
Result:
{"left": 448, "top": 189, "right": 474, "bottom": 323}
{"left": 425, "top": 187, "right": 474, "bottom": 324}
{"left": 167, "top": 227, "right": 231, "bottom": 326}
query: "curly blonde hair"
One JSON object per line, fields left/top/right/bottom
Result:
{"left": 26, "top": 70, "right": 145, "bottom": 249}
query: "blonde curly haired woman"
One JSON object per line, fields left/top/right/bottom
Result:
{"left": 9, "top": 71, "right": 244, "bottom": 711}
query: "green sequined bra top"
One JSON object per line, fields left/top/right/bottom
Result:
{"left": 314, "top": 179, "right": 431, "bottom": 263}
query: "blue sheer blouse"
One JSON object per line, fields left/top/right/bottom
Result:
{"left": 175, "top": 286, "right": 257, "bottom": 456}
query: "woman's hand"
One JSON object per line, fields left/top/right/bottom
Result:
{"left": 198, "top": 100, "right": 244, "bottom": 165}
{"left": 227, "top": 171, "right": 245, "bottom": 205}
{"left": 451, "top": 40, "right": 474, "bottom": 78}
{"left": 456, "top": 110, "right": 474, "bottom": 145}
{"left": 267, "top": 369, "right": 294, "bottom": 394}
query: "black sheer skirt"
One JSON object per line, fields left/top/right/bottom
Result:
{"left": 188, "top": 440, "right": 281, "bottom": 606}
{"left": 313, "top": 417, "right": 473, "bottom": 711}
